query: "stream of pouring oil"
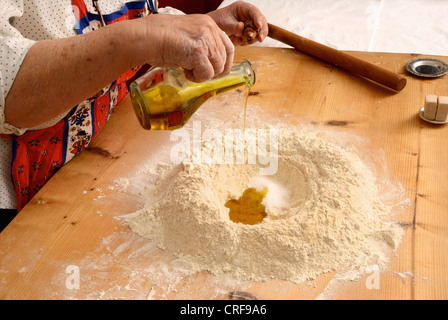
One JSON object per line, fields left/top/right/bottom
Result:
{"left": 225, "top": 88, "right": 268, "bottom": 225}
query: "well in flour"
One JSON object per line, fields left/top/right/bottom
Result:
{"left": 127, "top": 128, "right": 404, "bottom": 284}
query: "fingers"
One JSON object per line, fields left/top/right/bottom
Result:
{"left": 185, "top": 37, "right": 234, "bottom": 82}
{"left": 184, "top": 59, "right": 214, "bottom": 83}
{"left": 144, "top": 14, "right": 235, "bottom": 83}
{"left": 185, "top": 20, "right": 234, "bottom": 82}
{"left": 218, "top": 30, "right": 235, "bottom": 77}
{"left": 254, "top": 14, "right": 268, "bottom": 42}
{"left": 226, "top": 1, "right": 268, "bottom": 44}
{"left": 208, "top": 31, "right": 228, "bottom": 76}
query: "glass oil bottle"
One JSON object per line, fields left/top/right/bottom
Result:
{"left": 130, "top": 60, "right": 255, "bottom": 130}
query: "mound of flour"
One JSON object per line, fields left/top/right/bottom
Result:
{"left": 127, "top": 128, "right": 404, "bottom": 284}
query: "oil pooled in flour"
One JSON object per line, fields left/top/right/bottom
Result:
{"left": 225, "top": 187, "right": 268, "bottom": 225}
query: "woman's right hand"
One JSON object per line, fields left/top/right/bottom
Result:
{"left": 132, "top": 14, "right": 235, "bottom": 83}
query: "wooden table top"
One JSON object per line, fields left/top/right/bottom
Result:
{"left": 1, "top": 46, "right": 447, "bottom": 300}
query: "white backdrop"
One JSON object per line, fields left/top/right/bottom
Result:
{"left": 219, "top": 0, "right": 448, "bottom": 56}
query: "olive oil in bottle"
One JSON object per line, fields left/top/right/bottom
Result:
{"left": 130, "top": 60, "right": 256, "bottom": 130}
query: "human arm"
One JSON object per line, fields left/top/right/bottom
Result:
{"left": 4, "top": 13, "right": 234, "bottom": 129}
{"left": 4, "top": 22, "right": 132, "bottom": 129}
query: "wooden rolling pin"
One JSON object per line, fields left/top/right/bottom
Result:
{"left": 267, "top": 23, "right": 407, "bottom": 91}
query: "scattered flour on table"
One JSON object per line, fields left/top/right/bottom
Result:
{"left": 126, "top": 128, "right": 404, "bottom": 284}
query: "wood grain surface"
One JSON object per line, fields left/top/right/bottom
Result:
{"left": 0, "top": 46, "right": 447, "bottom": 300}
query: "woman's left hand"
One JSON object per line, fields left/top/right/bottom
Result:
{"left": 207, "top": 1, "right": 268, "bottom": 46}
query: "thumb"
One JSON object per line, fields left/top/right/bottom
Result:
{"left": 226, "top": 20, "right": 244, "bottom": 37}
{"left": 184, "top": 59, "right": 215, "bottom": 83}
{"left": 215, "top": 14, "right": 244, "bottom": 37}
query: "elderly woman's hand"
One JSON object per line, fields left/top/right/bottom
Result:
{"left": 207, "top": 1, "right": 268, "bottom": 46}
{"left": 135, "top": 14, "right": 234, "bottom": 83}
{"left": 132, "top": 2, "right": 267, "bottom": 83}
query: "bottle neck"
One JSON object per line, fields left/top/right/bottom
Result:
{"left": 235, "top": 59, "right": 255, "bottom": 88}
{"left": 179, "top": 60, "right": 255, "bottom": 101}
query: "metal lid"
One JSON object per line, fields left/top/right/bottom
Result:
{"left": 406, "top": 58, "right": 448, "bottom": 78}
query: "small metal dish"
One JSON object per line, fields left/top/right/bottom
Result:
{"left": 406, "top": 58, "right": 448, "bottom": 78}
{"left": 418, "top": 107, "right": 448, "bottom": 124}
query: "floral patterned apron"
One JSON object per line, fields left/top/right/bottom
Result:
{"left": 2, "top": 0, "right": 155, "bottom": 211}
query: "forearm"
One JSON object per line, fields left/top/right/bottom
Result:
{"left": 3, "top": 8, "right": 260, "bottom": 130}
{"left": 5, "top": 20, "right": 138, "bottom": 129}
